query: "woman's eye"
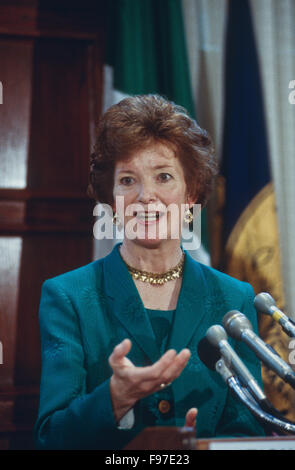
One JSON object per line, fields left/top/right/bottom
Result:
{"left": 120, "top": 176, "right": 134, "bottom": 185}
{"left": 158, "top": 173, "right": 172, "bottom": 182}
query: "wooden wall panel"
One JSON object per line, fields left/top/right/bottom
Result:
{"left": 0, "top": 39, "right": 33, "bottom": 189}
{"left": 0, "top": 1, "right": 106, "bottom": 449}
{"left": 27, "top": 38, "right": 91, "bottom": 192}
{"left": 0, "top": 238, "right": 23, "bottom": 387}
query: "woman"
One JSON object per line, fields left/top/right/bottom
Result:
{"left": 34, "top": 95, "right": 265, "bottom": 450}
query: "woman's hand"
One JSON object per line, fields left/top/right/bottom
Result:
{"left": 185, "top": 407, "right": 198, "bottom": 430}
{"left": 109, "top": 338, "right": 191, "bottom": 424}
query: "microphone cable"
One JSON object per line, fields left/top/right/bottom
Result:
{"left": 216, "top": 359, "right": 295, "bottom": 435}
{"left": 198, "top": 335, "right": 295, "bottom": 431}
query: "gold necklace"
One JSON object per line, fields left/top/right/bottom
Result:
{"left": 122, "top": 252, "right": 185, "bottom": 285}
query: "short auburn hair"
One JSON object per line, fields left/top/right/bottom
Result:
{"left": 88, "top": 94, "right": 217, "bottom": 207}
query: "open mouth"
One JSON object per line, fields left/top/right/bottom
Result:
{"left": 134, "top": 211, "right": 163, "bottom": 222}
{"left": 135, "top": 211, "right": 159, "bottom": 220}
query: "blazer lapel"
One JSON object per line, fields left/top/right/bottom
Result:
{"left": 103, "top": 244, "right": 160, "bottom": 363}
{"left": 167, "top": 251, "right": 209, "bottom": 352}
{"left": 103, "top": 244, "right": 208, "bottom": 361}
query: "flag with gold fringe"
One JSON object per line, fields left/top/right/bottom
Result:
{"left": 217, "top": 0, "right": 294, "bottom": 420}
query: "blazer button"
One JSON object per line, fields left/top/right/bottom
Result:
{"left": 158, "top": 400, "right": 171, "bottom": 414}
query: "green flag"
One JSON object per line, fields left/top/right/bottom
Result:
{"left": 104, "top": 0, "right": 210, "bottom": 261}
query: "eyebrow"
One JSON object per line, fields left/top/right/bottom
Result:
{"left": 117, "top": 164, "right": 174, "bottom": 174}
{"left": 153, "top": 164, "right": 174, "bottom": 170}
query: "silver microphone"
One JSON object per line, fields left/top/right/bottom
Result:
{"left": 223, "top": 310, "right": 295, "bottom": 388}
{"left": 199, "top": 330, "right": 295, "bottom": 433}
{"left": 206, "top": 324, "right": 266, "bottom": 403}
{"left": 254, "top": 292, "right": 295, "bottom": 338}
{"left": 214, "top": 358, "right": 295, "bottom": 435}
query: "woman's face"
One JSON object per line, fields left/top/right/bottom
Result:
{"left": 113, "top": 142, "right": 192, "bottom": 248}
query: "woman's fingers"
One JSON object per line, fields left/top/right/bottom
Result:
{"left": 132, "top": 349, "right": 177, "bottom": 381}
{"left": 109, "top": 340, "right": 193, "bottom": 424}
{"left": 109, "top": 341, "right": 191, "bottom": 395}
{"left": 109, "top": 339, "right": 133, "bottom": 369}
{"left": 114, "top": 338, "right": 132, "bottom": 358}
{"left": 159, "top": 348, "right": 191, "bottom": 384}
{"left": 133, "top": 348, "right": 191, "bottom": 388}
{"left": 185, "top": 407, "right": 198, "bottom": 428}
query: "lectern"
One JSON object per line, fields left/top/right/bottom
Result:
{"left": 124, "top": 427, "right": 295, "bottom": 450}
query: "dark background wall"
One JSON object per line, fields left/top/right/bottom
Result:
{"left": 0, "top": 0, "right": 106, "bottom": 449}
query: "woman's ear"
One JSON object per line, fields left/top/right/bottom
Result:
{"left": 186, "top": 195, "right": 195, "bottom": 209}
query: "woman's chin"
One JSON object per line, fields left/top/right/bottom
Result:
{"left": 123, "top": 218, "right": 181, "bottom": 249}
{"left": 133, "top": 237, "right": 164, "bottom": 249}
{"left": 125, "top": 233, "right": 179, "bottom": 250}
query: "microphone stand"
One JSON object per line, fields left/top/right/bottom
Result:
{"left": 216, "top": 359, "right": 295, "bottom": 435}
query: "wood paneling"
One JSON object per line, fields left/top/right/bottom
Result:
{"left": 0, "top": 196, "right": 93, "bottom": 233}
{"left": 27, "top": 38, "right": 91, "bottom": 192}
{"left": 0, "top": 1, "right": 105, "bottom": 39}
{"left": 0, "top": 39, "right": 33, "bottom": 189}
{"left": 0, "top": 238, "right": 23, "bottom": 387}
{"left": 0, "top": 1, "right": 106, "bottom": 449}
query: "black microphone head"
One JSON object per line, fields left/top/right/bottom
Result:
{"left": 222, "top": 310, "right": 253, "bottom": 340}
{"left": 197, "top": 336, "right": 221, "bottom": 370}
{"left": 206, "top": 324, "right": 227, "bottom": 348}
{"left": 254, "top": 292, "right": 276, "bottom": 315}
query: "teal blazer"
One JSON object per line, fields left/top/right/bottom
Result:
{"left": 34, "top": 244, "right": 264, "bottom": 449}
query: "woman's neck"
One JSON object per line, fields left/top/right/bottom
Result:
{"left": 119, "top": 240, "right": 183, "bottom": 273}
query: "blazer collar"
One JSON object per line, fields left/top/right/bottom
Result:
{"left": 167, "top": 250, "right": 209, "bottom": 353}
{"left": 103, "top": 244, "right": 159, "bottom": 362}
{"left": 103, "top": 244, "right": 208, "bottom": 362}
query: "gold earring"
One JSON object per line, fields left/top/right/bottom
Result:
{"left": 184, "top": 208, "right": 194, "bottom": 224}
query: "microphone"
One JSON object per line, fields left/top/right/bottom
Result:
{"left": 197, "top": 335, "right": 256, "bottom": 395}
{"left": 205, "top": 325, "right": 267, "bottom": 403}
{"left": 223, "top": 310, "right": 295, "bottom": 388}
{"left": 197, "top": 336, "right": 295, "bottom": 426}
{"left": 215, "top": 360, "right": 295, "bottom": 435}
{"left": 198, "top": 337, "right": 295, "bottom": 434}
{"left": 254, "top": 292, "right": 295, "bottom": 338}
{"left": 197, "top": 339, "right": 259, "bottom": 408}
{"left": 198, "top": 335, "right": 295, "bottom": 435}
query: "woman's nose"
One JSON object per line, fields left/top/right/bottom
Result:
{"left": 138, "top": 182, "right": 157, "bottom": 203}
